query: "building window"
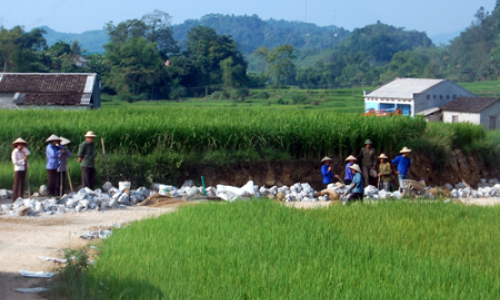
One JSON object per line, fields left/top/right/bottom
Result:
{"left": 426, "top": 95, "right": 430, "bottom": 100}
{"left": 490, "top": 116, "right": 498, "bottom": 130}
{"left": 446, "top": 95, "right": 450, "bottom": 99}
{"left": 453, "top": 95, "right": 457, "bottom": 99}
{"left": 433, "top": 95, "right": 437, "bottom": 99}
{"left": 452, "top": 116, "right": 458, "bottom": 123}
{"left": 440, "top": 95, "right": 443, "bottom": 99}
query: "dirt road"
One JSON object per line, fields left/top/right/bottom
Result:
{"left": 0, "top": 198, "right": 182, "bottom": 300}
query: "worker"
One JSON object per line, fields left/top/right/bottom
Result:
{"left": 56, "top": 136, "right": 72, "bottom": 196}
{"left": 344, "top": 155, "right": 357, "bottom": 185}
{"left": 377, "top": 153, "right": 392, "bottom": 191}
{"left": 358, "top": 139, "right": 377, "bottom": 187}
{"left": 11, "top": 138, "right": 30, "bottom": 201}
{"left": 392, "top": 147, "right": 412, "bottom": 191}
{"left": 78, "top": 131, "right": 97, "bottom": 189}
{"left": 46, "top": 134, "right": 62, "bottom": 197}
{"left": 343, "top": 164, "right": 364, "bottom": 202}
{"left": 321, "top": 156, "right": 339, "bottom": 187}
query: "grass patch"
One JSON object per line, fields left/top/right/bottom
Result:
{"left": 59, "top": 201, "right": 500, "bottom": 299}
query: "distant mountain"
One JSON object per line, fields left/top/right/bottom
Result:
{"left": 430, "top": 29, "right": 464, "bottom": 45}
{"left": 40, "top": 14, "right": 350, "bottom": 55}
{"left": 172, "top": 14, "right": 350, "bottom": 53}
{"left": 40, "top": 26, "right": 108, "bottom": 54}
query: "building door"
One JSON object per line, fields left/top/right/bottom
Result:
{"left": 490, "top": 116, "right": 498, "bottom": 130}
{"left": 452, "top": 115, "right": 458, "bottom": 123}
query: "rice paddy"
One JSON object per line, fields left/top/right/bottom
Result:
{"left": 55, "top": 200, "right": 500, "bottom": 299}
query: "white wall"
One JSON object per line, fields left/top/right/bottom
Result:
{"left": 442, "top": 111, "right": 480, "bottom": 125}
{"left": 480, "top": 102, "right": 500, "bottom": 130}
{"left": 0, "top": 93, "right": 16, "bottom": 109}
{"left": 414, "top": 82, "right": 475, "bottom": 113}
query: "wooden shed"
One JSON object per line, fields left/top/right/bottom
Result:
{"left": 440, "top": 97, "right": 500, "bottom": 130}
{"left": 0, "top": 73, "right": 100, "bottom": 109}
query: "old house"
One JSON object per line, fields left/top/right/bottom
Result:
{"left": 364, "top": 78, "right": 475, "bottom": 116}
{"left": 0, "top": 73, "right": 100, "bottom": 109}
{"left": 440, "top": 97, "right": 500, "bottom": 130}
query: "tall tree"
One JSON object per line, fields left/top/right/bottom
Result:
{"left": 142, "top": 10, "right": 179, "bottom": 57}
{"left": 266, "top": 44, "right": 296, "bottom": 94}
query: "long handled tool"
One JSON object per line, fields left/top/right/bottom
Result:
{"left": 67, "top": 168, "right": 73, "bottom": 192}
{"left": 26, "top": 160, "right": 31, "bottom": 200}
{"left": 101, "top": 137, "right": 110, "bottom": 183}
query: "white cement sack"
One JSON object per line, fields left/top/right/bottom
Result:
{"left": 379, "top": 189, "right": 388, "bottom": 200}
{"left": 118, "top": 194, "right": 130, "bottom": 205}
{"left": 109, "top": 198, "right": 119, "bottom": 209}
{"left": 391, "top": 191, "right": 402, "bottom": 199}
{"left": 241, "top": 181, "right": 256, "bottom": 195}
{"left": 39, "top": 185, "right": 48, "bottom": 196}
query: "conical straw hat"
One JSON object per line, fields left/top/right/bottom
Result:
{"left": 46, "top": 134, "right": 61, "bottom": 143}
{"left": 349, "top": 164, "right": 362, "bottom": 173}
{"left": 400, "top": 147, "right": 412, "bottom": 153}
{"left": 11, "top": 137, "right": 28, "bottom": 147}
{"left": 345, "top": 155, "right": 357, "bottom": 161}
{"left": 60, "top": 136, "right": 71, "bottom": 146}
{"left": 84, "top": 131, "right": 97, "bottom": 137}
{"left": 321, "top": 156, "right": 333, "bottom": 163}
{"left": 378, "top": 153, "right": 388, "bottom": 159}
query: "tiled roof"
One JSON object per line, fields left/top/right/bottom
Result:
{"left": 440, "top": 97, "right": 500, "bottom": 113}
{"left": 13, "top": 93, "right": 85, "bottom": 105}
{"left": 0, "top": 73, "right": 97, "bottom": 106}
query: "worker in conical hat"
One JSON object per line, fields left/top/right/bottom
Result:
{"left": 46, "top": 134, "right": 62, "bottom": 196}
{"left": 378, "top": 153, "right": 392, "bottom": 191}
{"left": 56, "top": 137, "right": 72, "bottom": 196}
{"left": 343, "top": 164, "right": 364, "bottom": 202}
{"left": 321, "top": 156, "right": 339, "bottom": 187}
{"left": 392, "top": 147, "right": 412, "bottom": 191}
{"left": 344, "top": 155, "right": 357, "bottom": 185}
{"left": 78, "top": 131, "right": 97, "bottom": 189}
{"left": 11, "top": 138, "right": 30, "bottom": 201}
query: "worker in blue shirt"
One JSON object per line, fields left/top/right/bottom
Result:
{"left": 391, "top": 147, "right": 412, "bottom": 191}
{"left": 343, "top": 164, "right": 364, "bottom": 202}
{"left": 321, "top": 156, "right": 339, "bottom": 187}
{"left": 46, "top": 134, "right": 62, "bottom": 196}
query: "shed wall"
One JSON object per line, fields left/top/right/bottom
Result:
{"left": 479, "top": 102, "right": 500, "bottom": 130}
{"left": 442, "top": 111, "right": 480, "bottom": 125}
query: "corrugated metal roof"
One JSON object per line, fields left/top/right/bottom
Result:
{"left": 416, "top": 107, "right": 441, "bottom": 116}
{"left": 366, "top": 78, "right": 444, "bottom": 99}
{"left": 440, "top": 97, "right": 500, "bottom": 113}
{"left": 83, "top": 75, "right": 95, "bottom": 93}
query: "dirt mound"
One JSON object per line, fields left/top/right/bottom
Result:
{"left": 139, "top": 194, "right": 186, "bottom": 208}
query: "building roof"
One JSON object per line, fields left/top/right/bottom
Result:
{"left": 0, "top": 73, "right": 97, "bottom": 106}
{"left": 440, "top": 97, "right": 500, "bottom": 113}
{"left": 365, "top": 78, "right": 445, "bottom": 99}
{"left": 416, "top": 107, "right": 441, "bottom": 116}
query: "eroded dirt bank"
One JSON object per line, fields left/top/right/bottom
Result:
{"left": 186, "top": 150, "right": 499, "bottom": 190}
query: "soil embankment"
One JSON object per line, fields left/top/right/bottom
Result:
{"left": 186, "top": 150, "right": 499, "bottom": 190}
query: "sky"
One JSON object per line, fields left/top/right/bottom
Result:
{"left": 0, "top": 0, "right": 496, "bottom": 36}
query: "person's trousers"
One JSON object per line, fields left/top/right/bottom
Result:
{"left": 362, "top": 165, "right": 372, "bottom": 187}
{"left": 47, "top": 169, "right": 58, "bottom": 196}
{"left": 56, "top": 171, "right": 67, "bottom": 196}
{"left": 398, "top": 174, "right": 408, "bottom": 191}
{"left": 81, "top": 167, "right": 96, "bottom": 190}
{"left": 12, "top": 171, "right": 26, "bottom": 201}
{"left": 348, "top": 193, "right": 363, "bottom": 202}
{"left": 381, "top": 181, "right": 391, "bottom": 192}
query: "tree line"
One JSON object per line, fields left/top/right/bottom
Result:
{"left": 0, "top": 5, "right": 499, "bottom": 101}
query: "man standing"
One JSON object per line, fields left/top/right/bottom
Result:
{"left": 46, "top": 134, "right": 62, "bottom": 196}
{"left": 358, "top": 139, "right": 376, "bottom": 187}
{"left": 392, "top": 147, "right": 412, "bottom": 191}
{"left": 78, "top": 131, "right": 97, "bottom": 189}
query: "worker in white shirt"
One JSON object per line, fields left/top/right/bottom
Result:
{"left": 11, "top": 138, "right": 30, "bottom": 201}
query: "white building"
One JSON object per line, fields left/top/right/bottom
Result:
{"left": 0, "top": 73, "right": 100, "bottom": 109}
{"left": 364, "top": 78, "right": 475, "bottom": 116}
{"left": 440, "top": 97, "right": 500, "bottom": 130}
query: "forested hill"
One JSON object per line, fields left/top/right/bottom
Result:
{"left": 172, "top": 14, "right": 350, "bottom": 53}
{"left": 40, "top": 14, "right": 350, "bottom": 54}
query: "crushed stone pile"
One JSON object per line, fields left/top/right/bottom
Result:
{"left": 2, "top": 178, "right": 500, "bottom": 217}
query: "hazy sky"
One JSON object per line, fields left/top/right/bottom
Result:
{"left": 0, "top": 0, "right": 496, "bottom": 36}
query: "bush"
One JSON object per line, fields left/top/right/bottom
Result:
{"left": 231, "top": 87, "right": 250, "bottom": 102}
{"left": 251, "top": 91, "right": 270, "bottom": 99}
{"left": 210, "top": 91, "right": 224, "bottom": 100}
{"left": 291, "top": 92, "right": 307, "bottom": 104}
